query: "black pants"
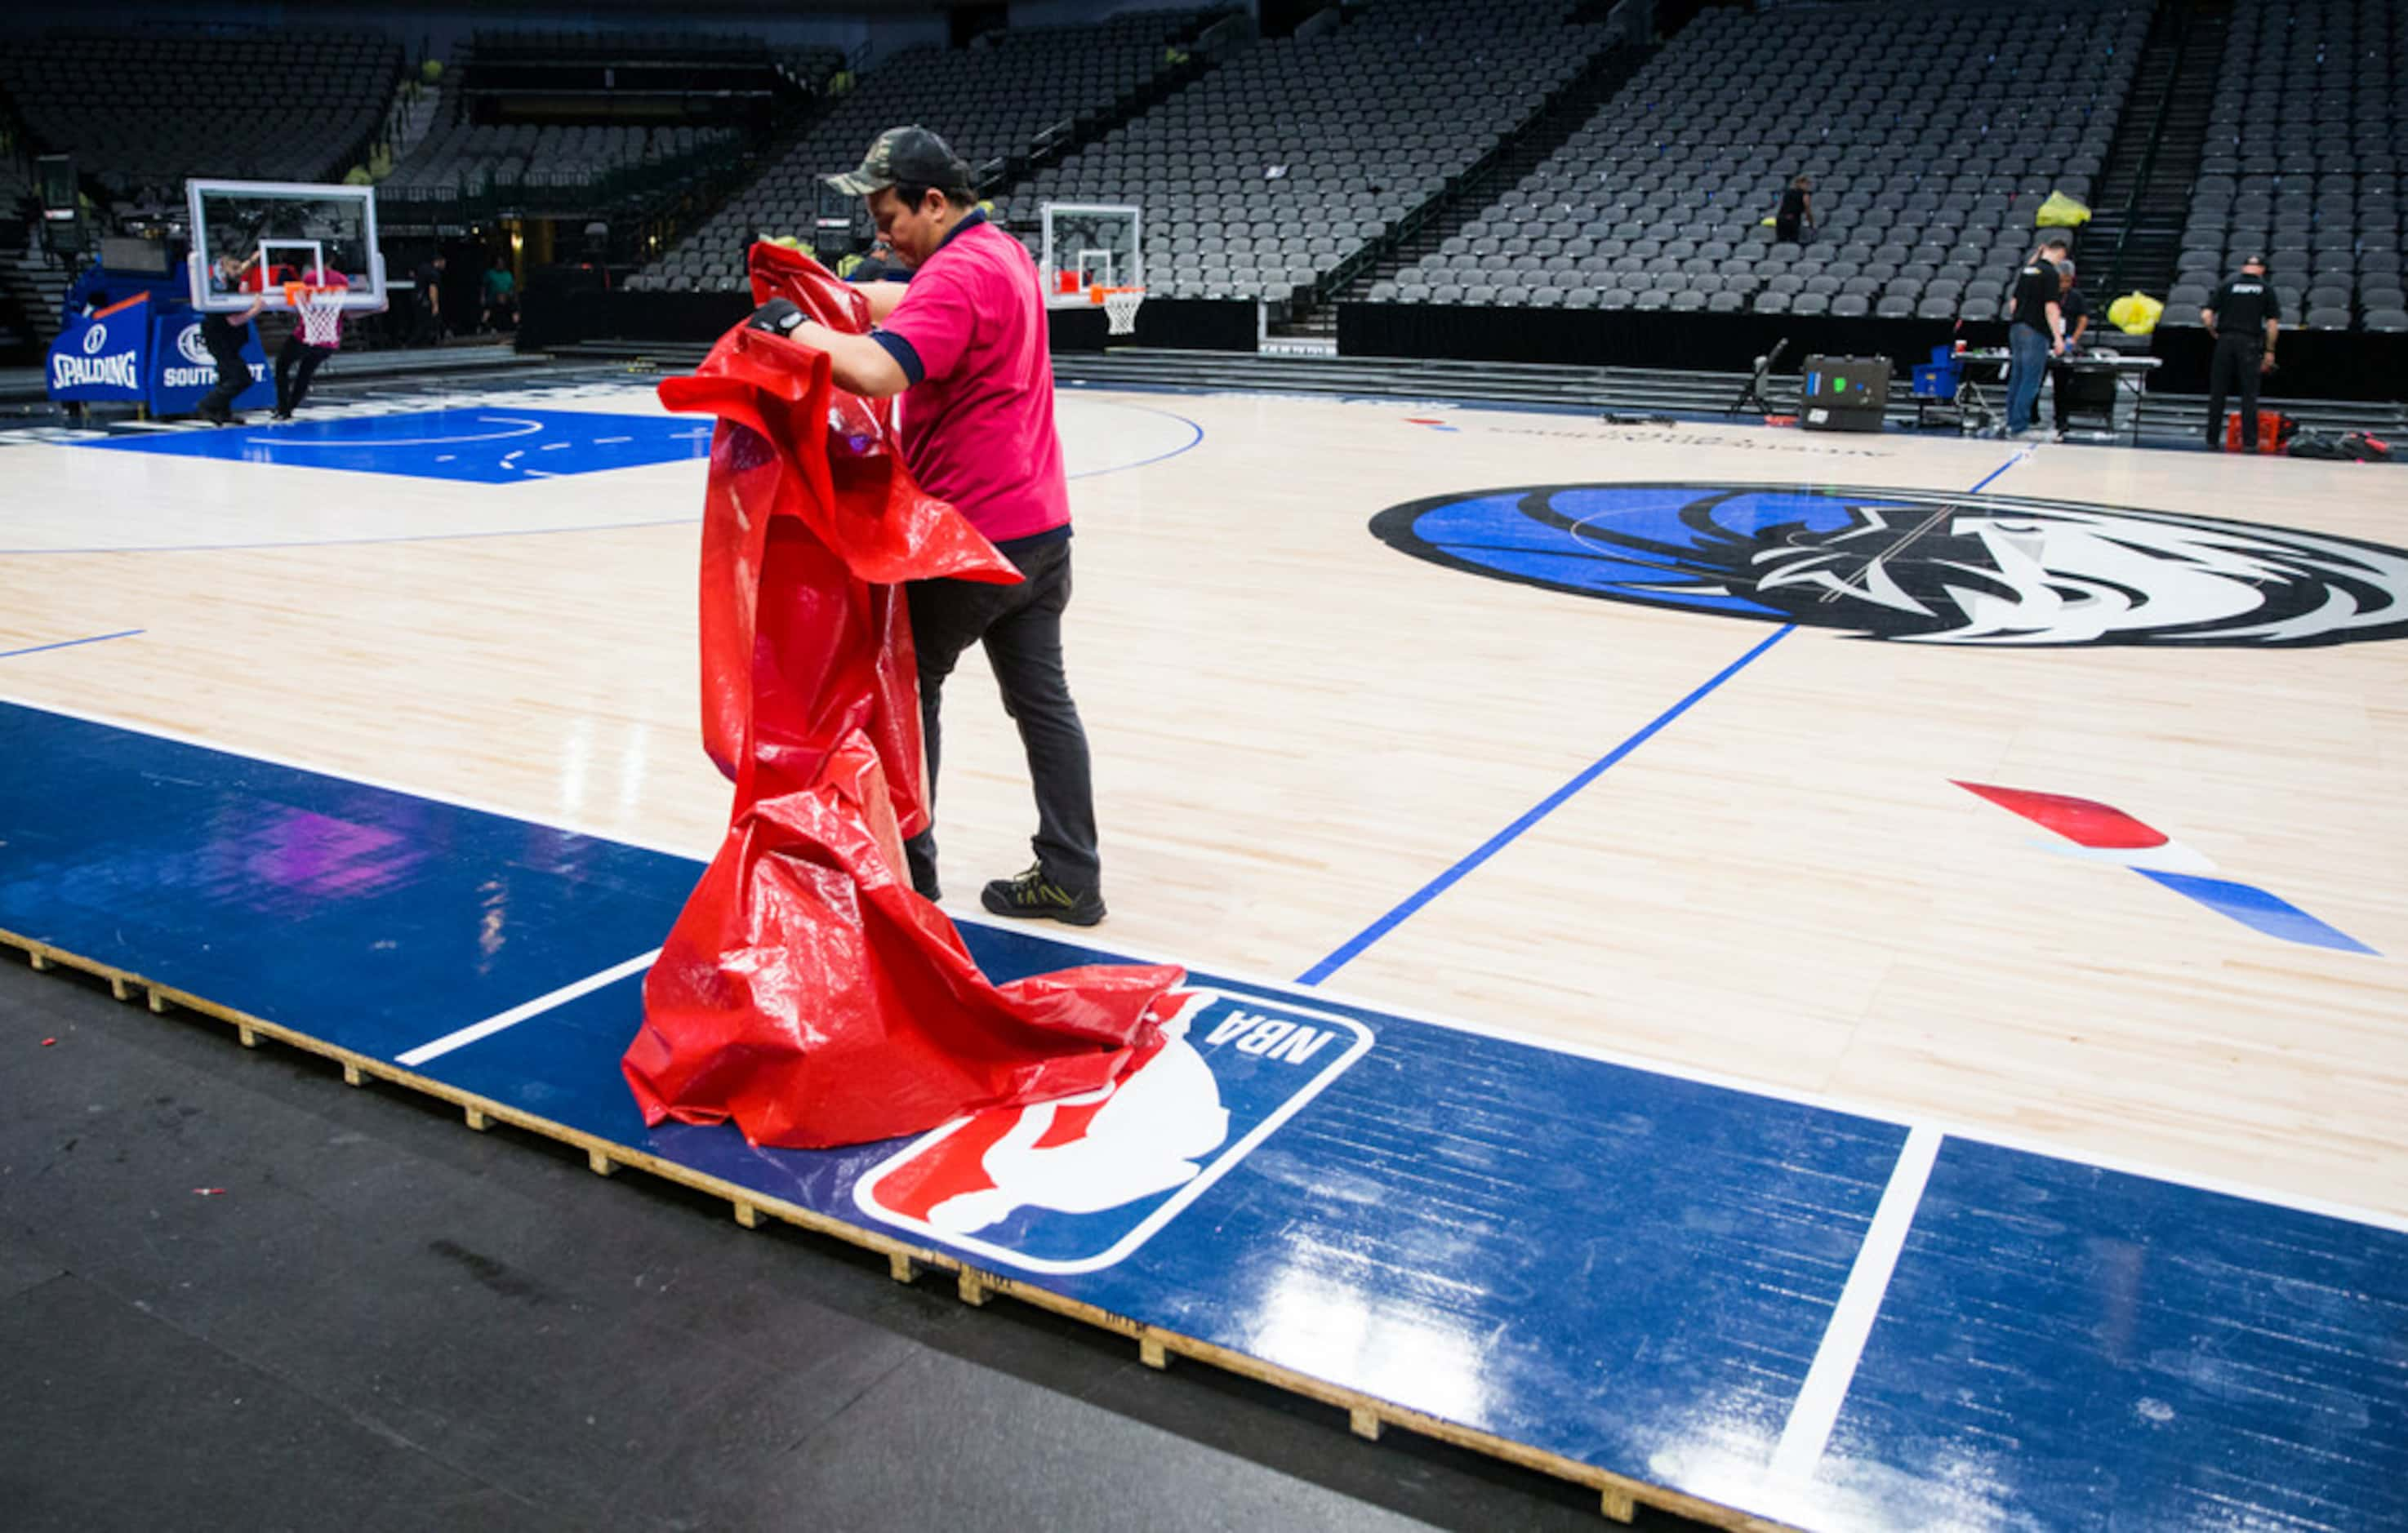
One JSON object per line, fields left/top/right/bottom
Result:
{"left": 276, "top": 334, "right": 331, "bottom": 415}
{"left": 2205, "top": 333, "right": 2263, "bottom": 449}
{"left": 1775, "top": 214, "right": 1803, "bottom": 245}
{"left": 902, "top": 534, "right": 1099, "bottom": 897}
{"left": 198, "top": 324, "right": 251, "bottom": 420}
{"left": 412, "top": 297, "right": 443, "bottom": 346}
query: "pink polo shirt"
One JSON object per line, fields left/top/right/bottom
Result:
{"left": 875, "top": 214, "right": 1070, "bottom": 545}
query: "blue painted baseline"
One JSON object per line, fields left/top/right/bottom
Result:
{"left": 81, "top": 407, "right": 715, "bottom": 484}
{"left": 0, "top": 700, "right": 2401, "bottom": 1531}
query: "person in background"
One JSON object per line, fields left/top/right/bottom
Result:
{"left": 273, "top": 268, "right": 354, "bottom": 422}
{"left": 1775, "top": 175, "right": 1814, "bottom": 245}
{"left": 842, "top": 237, "right": 910, "bottom": 285}
{"left": 2201, "top": 254, "right": 2282, "bottom": 452}
{"left": 480, "top": 256, "right": 517, "bottom": 331}
{"left": 2004, "top": 237, "right": 2070, "bottom": 437}
{"left": 411, "top": 251, "right": 447, "bottom": 344}
{"left": 2048, "top": 258, "right": 2091, "bottom": 435}
{"left": 198, "top": 252, "right": 265, "bottom": 425}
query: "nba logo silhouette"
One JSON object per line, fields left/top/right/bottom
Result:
{"left": 852, "top": 990, "right": 1374, "bottom": 1273}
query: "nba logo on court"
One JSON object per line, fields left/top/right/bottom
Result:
{"left": 853, "top": 991, "right": 1374, "bottom": 1274}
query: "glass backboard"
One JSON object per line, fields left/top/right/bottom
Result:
{"left": 185, "top": 179, "right": 385, "bottom": 312}
{"left": 1039, "top": 202, "right": 1142, "bottom": 308}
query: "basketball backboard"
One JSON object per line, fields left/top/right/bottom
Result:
{"left": 1039, "top": 202, "right": 1142, "bottom": 308}
{"left": 185, "top": 179, "right": 385, "bottom": 312}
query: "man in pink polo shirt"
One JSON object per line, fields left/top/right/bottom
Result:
{"left": 753, "top": 126, "right": 1104, "bottom": 926}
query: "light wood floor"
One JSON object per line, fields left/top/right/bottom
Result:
{"left": 4, "top": 385, "right": 2402, "bottom": 1223}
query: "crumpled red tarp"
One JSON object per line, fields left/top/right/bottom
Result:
{"left": 622, "top": 242, "right": 1182, "bottom": 1149}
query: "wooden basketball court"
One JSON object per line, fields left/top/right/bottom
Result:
{"left": 4, "top": 376, "right": 2404, "bottom": 1526}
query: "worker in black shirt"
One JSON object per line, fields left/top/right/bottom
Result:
{"left": 2201, "top": 254, "right": 2282, "bottom": 451}
{"left": 411, "top": 252, "right": 447, "bottom": 346}
{"left": 2048, "top": 258, "right": 2092, "bottom": 433}
{"left": 198, "top": 252, "right": 266, "bottom": 425}
{"left": 2004, "top": 238, "right": 2069, "bottom": 436}
{"left": 1774, "top": 175, "right": 1814, "bottom": 246}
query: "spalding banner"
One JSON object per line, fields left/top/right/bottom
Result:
{"left": 147, "top": 309, "right": 272, "bottom": 417}
{"left": 45, "top": 295, "right": 272, "bottom": 416}
{"left": 46, "top": 297, "right": 152, "bottom": 403}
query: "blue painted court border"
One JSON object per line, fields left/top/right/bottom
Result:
{"left": 2, "top": 695, "right": 2402, "bottom": 1532}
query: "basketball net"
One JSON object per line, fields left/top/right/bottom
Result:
{"left": 1093, "top": 286, "right": 1146, "bottom": 336}
{"left": 284, "top": 282, "right": 345, "bottom": 347}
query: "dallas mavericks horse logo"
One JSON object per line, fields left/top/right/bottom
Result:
{"left": 1371, "top": 484, "right": 2408, "bottom": 647}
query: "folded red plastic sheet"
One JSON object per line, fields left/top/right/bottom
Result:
{"left": 624, "top": 242, "right": 1182, "bottom": 1149}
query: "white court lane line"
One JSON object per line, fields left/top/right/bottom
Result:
{"left": 394, "top": 949, "right": 660, "bottom": 1068}
{"left": 1767, "top": 1123, "right": 1946, "bottom": 1487}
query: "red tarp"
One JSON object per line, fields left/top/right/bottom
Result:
{"left": 622, "top": 242, "right": 1182, "bottom": 1149}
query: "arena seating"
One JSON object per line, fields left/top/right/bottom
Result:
{"left": 464, "top": 29, "right": 785, "bottom": 64}
{"left": 384, "top": 122, "right": 740, "bottom": 202}
{"left": 2167, "top": 0, "right": 2407, "bottom": 335}
{"left": 1012, "top": 0, "right": 1613, "bottom": 308}
{"left": 626, "top": 11, "right": 1220, "bottom": 295}
{"left": 779, "top": 47, "right": 853, "bottom": 96}
{"left": 0, "top": 29, "right": 401, "bottom": 201}
{"left": 1366, "top": 0, "right": 2144, "bottom": 321}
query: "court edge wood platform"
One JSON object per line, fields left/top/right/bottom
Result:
{"left": 0, "top": 926, "right": 1778, "bottom": 1532}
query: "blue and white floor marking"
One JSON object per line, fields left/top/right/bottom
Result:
{"left": 2, "top": 692, "right": 2404, "bottom": 1531}
{"left": 0, "top": 629, "right": 143, "bottom": 661}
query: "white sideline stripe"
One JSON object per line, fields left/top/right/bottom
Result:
{"left": 395, "top": 949, "right": 660, "bottom": 1067}
{"left": 1768, "top": 1124, "right": 1945, "bottom": 1485}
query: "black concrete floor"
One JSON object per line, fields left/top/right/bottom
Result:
{"left": 0, "top": 958, "right": 1711, "bottom": 1532}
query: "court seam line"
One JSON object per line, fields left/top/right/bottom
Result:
{"left": 394, "top": 949, "right": 661, "bottom": 1067}
{"left": 1765, "top": 1124, "right": 1946, "bottom": 1495}
{"left": 0, "top": 629, "right": 145, "bottom": 660}
{"left": 10, "top": 695, "right": 2408, "bottom": 1237}
{"left": 1292, "top": 622, "right": 1796, "bottom": 986}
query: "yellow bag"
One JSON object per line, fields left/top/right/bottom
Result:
{"left": 2035, "top": 190, "right": 2092, "bottom": 228}
{"left": 2108, "top": 292, "right": 2164, "bottom": 335}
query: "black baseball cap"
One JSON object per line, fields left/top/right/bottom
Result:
{"left": 824, "top": 126, "right": 971, "bottom": 197}
{"left": 2239, "top": 252, "right": 2268, "bottom": 268}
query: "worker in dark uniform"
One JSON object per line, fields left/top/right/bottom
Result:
{"left": 2004, "top": 238, "right": 2069, "bottom": 436}
{"left": 198, "top": 252, "right": 266, "bottom": 425}
{"left": 2201, "top": 254, "right": 2282, "bottom": 451}
{"left": 1774, "top": 175, "right": 1814, "bottom": 246}
{"left": 2048, "top": 258, "right": 2092, "bottom": 434}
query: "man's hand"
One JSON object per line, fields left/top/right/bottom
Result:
{"left": 747, "top": 297, "right": 807, "bottom": 335}
{"left": 2259, "top": 353, "right": 2276, "bottom": 374}
{"left": 743, "top": 299, "right": 908, "bottom": 397}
